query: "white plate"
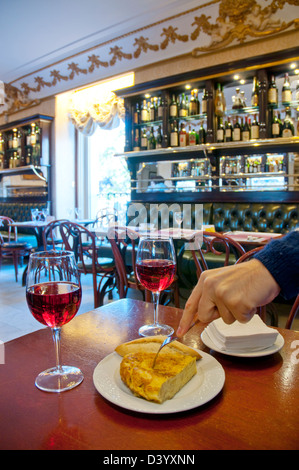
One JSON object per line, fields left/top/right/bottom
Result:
{"left": 201, "top": 329, "right": 285, "bottom": 358}
{"left": 93, "top": 349, "right": 225, "bottom": 414}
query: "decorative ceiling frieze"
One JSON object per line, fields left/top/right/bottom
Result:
{"left": 1, "top": 0, "right": 298, "bottom": 115}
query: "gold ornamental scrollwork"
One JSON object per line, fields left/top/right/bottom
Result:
{"left": 191, "top": 0, "right": 299, "bottom": 55}
{"left": 1, "top": 0, "right": 298, "bottom": 115}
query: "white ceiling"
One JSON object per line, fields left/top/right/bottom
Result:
{"left": 0, "top": 0, "right": 203, "bottom": 84}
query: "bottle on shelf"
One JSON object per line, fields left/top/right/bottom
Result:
{"left": 241, "top": 116, "right": 250, "bottom": 141}
{"left": 225, "top": 118, "right": 232, "bottom": 142}
{"left": 198, "top": 121, "right": 206, "bottom": 144}
{"left": 250, "top": 114, "right": 259, "bottom": 140}
{"left": 12, "top": 128, "right": 18, "bottom": 149}
{"left": 189, "top": 89, "right": 198, "bottom": 116}
{"left": 268, "top": 75, "right": 278, "bottom": 107}
{"left": 157, "top": 97, "right": 163, "bottom": 121}
{"left": 179, "top": 93, "right": 188, "bottom": 118}
{"left": 133, "top": 103, "right": 140, "bottom": 125}
{"left": 189, "top": 128, "right": 197, "bottom": 146}
{"left": 140, "top": 128, "right": 148, "bottom": 150}
{"left": 141, "top": 99, "right": 149, "bottom": 123}
{"left": 281, "top": 73, "right": 292, "bottom": 106}
{"left": 215, "top": 83, "right": 225, "bottom": 116}
{"left": 271, "top": 111, "right": 281, "bottom": 138}
{"left": 240, "top": 91, "right": 246, "bottom": 108}
{"left": 156, "top": 125, "right": 163, "bottom": 148}
{"left": 179, "top": 122, "right": 188, "bottom": 147}
{"left": 216, "top": 117, "right": 224, "bottom": 143}
{"left": 296, "top": 80, "right": 299, "bottom": 101}
{"left": 282, "top": 107, "right": 294, "bottom": 137}
{"left": 169, "top": 94, "right": 178, "bottom": 118}
{"left": 149, "top": 98, "right": 156, "bottom": 121}
{"left": 251, "top": 76, "right": 259, "bottom": 107}
{"left": 147, "top": 127, "right": 156, "bottom": 150}
{"left": 170, "top": 121, "right": 179, "bottom": 147}
{"left": 133, "top": 129, "right": 141, "bottom": 151}
{"left": 232, "top": 117, "right": 241, "bottom": 141}
{"left": 201, "top": 89, "right": 207, "bottom": 114}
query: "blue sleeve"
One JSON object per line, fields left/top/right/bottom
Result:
{"left": 254, "top": 230, "right": 299, "bottom": 300}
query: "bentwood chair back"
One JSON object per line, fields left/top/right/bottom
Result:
{"left": 107, "top": 226, "right": 180, "bottom": 307}
{"left": 0, "top": 216, "right": 32, "bottom": 282}
{"left": 236, "top": 246, "right": 299, "bottom": 329}
{"left": 42, "top": 220, "right": 115, "bottom": 307}
{"left": 184, "top": 230, "right": 246, "bottom": 280}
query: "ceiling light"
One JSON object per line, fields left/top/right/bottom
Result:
{"left": 233, "top": 75, "right": 240, "bottom": 80}
{"left": 290, "top": 63, "right": 297, "bottom": 69}
{"left": 240, "top": 79, "right": 246, "bottom": 85}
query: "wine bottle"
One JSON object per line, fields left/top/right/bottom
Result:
{"left": 169, "top": 94, "right": 178, "bottom": 118}
{"left": 282, "top": 108, "right": 294, "bottom": 137}
{"left": 189, "top": 128, "right": 197, "bottom": 146}
{"left": 215, "top": 83, "right": 225, "bottom": 116}
{"left": 251, "top": 76, "right": 259, "bottom": 107}
{"left": 189, "top": 90, "right": 197, "bottom": 116}
{"left": 225, "top": 118, "right": 232, "bottom": 142}
{"left": 133, "top": 103, "right": 140, "bottom": 124}
{"left": 141, "top": 100, "right": 149, "bottom": 123}
{"left": 232, "top": 117, "right": 241, "bottom": 141}
{"left": 147, "top": 127, "right": 156, "bottom": 150}
{"left": 198, "top": 121, "right": 206, "bottom": 144}
{"left": 241, "top": 116, "right": 250, "bottom": 141}
{"left": 170, "top": 121, "right": 178, "bottom": 147}
{"left": 268, "top": 75, "right": 278, "bottom": 106}
{"left": 140, "top": 128, "right": 148, "bottom": 150}
{"left": 296, "top": 80, "right": 299, "bottom": 101}
{"left": 271, "top": 111, "right": 281, "bottom": 138}
{"left": 179, "top": 93, "right": 188, "bottom": 118}
{"left": 251, "top": 114, "right": 259, "bottom": 139}
{"left": 133, "top": 128, "right": 140, "bottom": 151}
{"left": 216, "top": 117, "right": 224, "bottom": 142}
{"left": 149, "top": 98, "right": 156, "bottom": 121}
{"left": 157, "top": 97, "right": 163, "bottom": 121}
{"left": 179, "top": 122, "right": 188, "bottom": 147}
{"left": 281, "top": 73, "right": 292, "bottom": 106}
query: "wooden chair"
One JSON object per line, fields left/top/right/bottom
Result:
{"left": 236, "top": 246, "right": 299, "bottom": 329}
{"left": 0, "top": 216, "right": 32, "bottom": 282}
{"left": 42, "top": 220, "right": 115, "bottom": 308}
{"left": 108, "top": 226, "right": 180, "bottom": 307}
{"left": 182, "top": 230, "right": 246, "bottom": 280}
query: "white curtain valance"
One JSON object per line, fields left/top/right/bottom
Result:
{"left": 68, "top": 91, "right": 125, "bottom": 135}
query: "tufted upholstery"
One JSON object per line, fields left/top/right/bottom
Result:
{"left": 213, "top": 203, "right": 299, "bottom": 234}
{"left": 0, "top": 202, "right": 48, "bottom": 247}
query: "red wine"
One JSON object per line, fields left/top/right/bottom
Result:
{"left": 136, "top": 259, "right": 176, "bottom": 292}
{"left": 26, "top": 281, "right": 82, "bottom": 328}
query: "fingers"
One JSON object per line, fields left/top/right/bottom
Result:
{"left": 177, "top": 281, "right": 202, "bottom": 337}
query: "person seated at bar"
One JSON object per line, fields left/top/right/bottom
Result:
{"left": 177, "top": 229, "right": 299, "bottom": 336}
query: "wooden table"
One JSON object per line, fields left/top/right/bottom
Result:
{"left": 0, "top": 298, "right": 298, "bottom": 450}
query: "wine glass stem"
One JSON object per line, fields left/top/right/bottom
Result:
{"left": 52, "top": 327, "right": 62, "bottom": 372}
{"left": 153, "top": 291, "right": 160, "bottom": 326}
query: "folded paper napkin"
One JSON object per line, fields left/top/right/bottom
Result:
{"left": 205, "top": 315, "right": 278, "bottom": 352}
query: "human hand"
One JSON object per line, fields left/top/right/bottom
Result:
{"left": 177, "top": 259, "right": 280, "bottom": 337}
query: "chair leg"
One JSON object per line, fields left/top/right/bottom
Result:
{"left": 12, "top": 251, "right": 19, "bottom": 282}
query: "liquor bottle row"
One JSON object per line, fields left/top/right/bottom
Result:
{"left": 220, "top": 155, "right": 286, "bottom": 176}
{"left": 172, "top": 159, "right": 211, "bottom": 178}
{"left": 0, "top": 124, "right": 41, "bottom": 169}
{"left": 133, "top": 108, "right": 297, "bottom": 151}
{"left": 133, "top": 73, "right": 299, "bottom": 126}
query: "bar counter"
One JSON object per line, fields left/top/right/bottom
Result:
{"left": 0, "top": 298, "right": 298, "bottom": 450}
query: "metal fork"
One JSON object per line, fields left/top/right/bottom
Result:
{"left": 152, "top": 319, "right": 200, "bottom": 368}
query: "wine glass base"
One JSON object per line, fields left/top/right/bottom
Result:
{"left": 35, "top": 366, "right": 84, "bottom": 393}
{"left": 138, "top": 323, "right": 174, "bottom": 337}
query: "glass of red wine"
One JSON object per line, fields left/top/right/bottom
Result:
{"left": 136, "top": 237, "right": 176, "bottom": 336}
{"left": 26, "top": 251, "right": 83, "bottom": 392}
